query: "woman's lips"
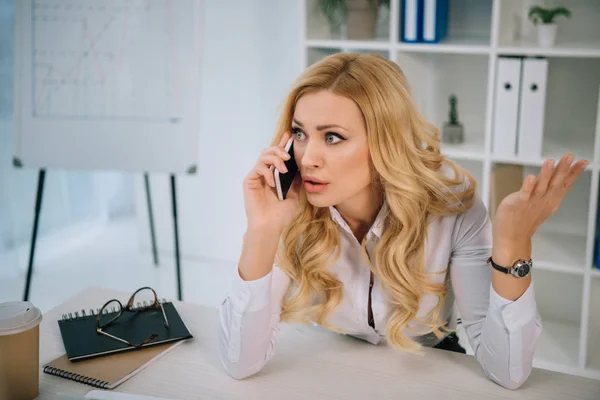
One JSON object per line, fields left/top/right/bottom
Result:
{"left": 303, "top": 180, "right": 329, "bottom": 193}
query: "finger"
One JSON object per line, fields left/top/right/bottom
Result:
{"left": 520, "top": 174, "right": 537, "bottom": 201}
{"left": 278, "top": 131, "right": 292, "bottom": 148}
{"left": 548, "top": 154, "right": 574, "bottom": 192}
{"left": 261, "top": 146, "right": 291, "bottom": 161}
{"left": 260, "top": 154, "right": 288, "bottom": 173}
{"left": 562, "top": 159, "right": 589, "bottom": 190}
{"left": 254, "top": 164, "right": 276, "bottom": 187}
{"left": 533, "top": 159, "right": 555, "bottom": 195}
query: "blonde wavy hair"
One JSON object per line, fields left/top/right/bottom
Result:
{"left": 271, "top": 53, "right": 477, "bottom": 352}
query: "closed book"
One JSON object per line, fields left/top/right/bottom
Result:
{"left": 43, "top": 341, "right": 181, "bottom": 389}
{"left": 58, "top": 301, "right": 193, "bottom": 362}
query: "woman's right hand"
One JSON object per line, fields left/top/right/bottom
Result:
{"left": 243, "top": 132, "right": 302, "bottom": 233}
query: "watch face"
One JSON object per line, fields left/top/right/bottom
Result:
{"left": 514, "top": 263, "right": 531, "bottom": 278}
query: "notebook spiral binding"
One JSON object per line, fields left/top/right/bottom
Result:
{"left": 43, "top": 365, "right": 109, "bottom": 389}
{"left": 60, "top": 298, "right": 169, "bottom": 322}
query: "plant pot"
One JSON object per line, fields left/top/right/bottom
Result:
{"left": 345, "top": 0, "right": 376, "bottom": 40}
{"left": 536, "top": 23, "right": 558, "bottom": 47}
{"left": 442, "top": 123, "right": 464, "bottom": 144}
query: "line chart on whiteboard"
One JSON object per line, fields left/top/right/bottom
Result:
{"left": 31, "top": 0, "right": 182, "bottom": 123}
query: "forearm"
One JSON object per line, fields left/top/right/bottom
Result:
{"left": 238, "top": 225, "right": 282, "bottom": 281}
{"left": 491, "top": 238, "right": 532, "bottom": 301}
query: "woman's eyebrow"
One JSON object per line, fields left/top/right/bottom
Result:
{"left": 292, "top": 118, "right": 347, "bottom": 131}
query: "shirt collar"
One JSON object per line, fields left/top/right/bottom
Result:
{"left": 328, "top": 201, "right": 388, "bottom": 240}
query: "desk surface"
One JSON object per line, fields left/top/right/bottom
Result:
{"left": 38, "top": 287, "right": 600, "bottom": 400}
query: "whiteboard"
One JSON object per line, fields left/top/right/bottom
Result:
{"left": 13, "top": 0, "right": 203, "bottom": 174}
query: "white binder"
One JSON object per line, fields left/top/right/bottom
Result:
{"left": 517, "top": 58, "right": 548, "bottom": 159}
{"left": 492, "top": 57, "right": 523, "bottom": 158}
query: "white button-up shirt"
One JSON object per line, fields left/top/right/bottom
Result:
{"left": 218, "top": 188, "right": 543, "bottom": 389}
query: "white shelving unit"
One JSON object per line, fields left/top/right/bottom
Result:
{"left": 302, "top": 0, "right": 600, "bottom": 380}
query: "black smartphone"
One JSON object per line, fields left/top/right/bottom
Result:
{"left": 274, "top": 138, "right": 299, "bottom": 200}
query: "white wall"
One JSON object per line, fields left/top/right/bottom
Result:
{"left": 134, "top": 1, "right": 302, "bottom": 265}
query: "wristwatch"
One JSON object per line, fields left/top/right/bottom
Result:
{"left": 487, "top": 256, "right": 533, "bottom": 278}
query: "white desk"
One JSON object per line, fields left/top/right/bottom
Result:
{"left": 38, "top": 287, "right": 600, "bottom": 400}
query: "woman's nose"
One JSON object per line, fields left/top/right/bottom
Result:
{"left": 300, "top": 141, "right": 323, "bottom": 169}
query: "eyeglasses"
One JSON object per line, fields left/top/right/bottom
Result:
{"left": 96, "top": 286, "right": 170, "bottom": 348}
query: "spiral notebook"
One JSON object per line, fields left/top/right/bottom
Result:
{"left": 58, "top": 301, "right": 193, "bottom": 362}
{"left": 43, "top": 341, "right": 181, "bottom": 389}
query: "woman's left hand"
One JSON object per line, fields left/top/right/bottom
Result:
{"left": 492, "top": 153, "right": 589, "bottom": 247}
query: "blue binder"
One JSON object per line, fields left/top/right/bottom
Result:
{"left": 400, "top": 0, "right": 424, "bottom": 43}
{"left": 422, "top": 0, "right": 449, "bottom": 43}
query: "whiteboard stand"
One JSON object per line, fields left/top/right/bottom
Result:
{"left": 144, "top": 173, "right": 160, "bottom": 267}
{"left": 18, "top": 166, "right": 184, "bottom": 302}
{"left": 13, "top": 0, "right": 203, "bottom": 304}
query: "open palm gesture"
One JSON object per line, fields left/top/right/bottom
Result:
{"left": 493, "top": 154, "right": 589, "bottom": 245}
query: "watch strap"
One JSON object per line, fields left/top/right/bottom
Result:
{"left": 487, "top": 256, "right": 511, "bottom": 274}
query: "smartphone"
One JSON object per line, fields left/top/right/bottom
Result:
{"left": 274, "top": 138, "right": 298, "bottom": 201}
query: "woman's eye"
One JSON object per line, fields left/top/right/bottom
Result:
{"left": 326, "top": 133, "right": 343, "bottom": 144}
{"left": 293, "top": 129, "right": 306, "bottom": 140}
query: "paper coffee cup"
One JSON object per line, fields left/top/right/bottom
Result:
{"left": 0, "top": 301, "right": 43, "bottom": 400}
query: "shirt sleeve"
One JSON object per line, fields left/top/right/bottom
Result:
{"left": 449, "top": 191, "right": 543, "bottom": 390}
{"left": 217, "top": 264, "right": 291, "bottom": 379}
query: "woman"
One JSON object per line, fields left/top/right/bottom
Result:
{"left": 217, "top": 53, "right": 587, "bottom": 389}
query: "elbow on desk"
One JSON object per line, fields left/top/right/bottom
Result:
{"left": 478, "top": 352, "right": 534, "bottom": 390}
{"left": 486, "top": 369, "right": 533, "bottom": 390}
{"left": 217, "top": 337, "right": 264, "bottom": 380}
{"left": 220, "top": 357, "right": 263, "bottom": 380}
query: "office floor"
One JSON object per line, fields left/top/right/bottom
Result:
{"left": 0, "top": 217, "right": 473, "bottom": 354}
{"left": 0, "top": 217, "right": 237, "bottom": 313}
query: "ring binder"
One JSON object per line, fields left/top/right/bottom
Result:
{"left": 43, "top": 365, "right": 110, "bottom": 389}
{"left": 60, "top": 299, "right": 169, "bottom": 322}
{"left": 42, "top": 341, "right": 184, "bottom": 390}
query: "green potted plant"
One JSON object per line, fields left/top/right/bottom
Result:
{"left": 442, "top": 95, "right": 464, "bottom": 144}
{"left": 528, "top": 5, "right": 571, "bottom": 47}
{"left": 318, "top": 0, "right": 390, "bottom": 40}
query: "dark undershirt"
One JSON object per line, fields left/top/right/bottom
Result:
{"left": 368, "top": 271, "right": 375, "bottom": 329}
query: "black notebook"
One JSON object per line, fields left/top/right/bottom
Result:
{"left": 58, "top": 301, "right": 193, "bottom": 362}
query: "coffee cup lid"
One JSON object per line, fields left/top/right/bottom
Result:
{"left": 0, "top": 302, "right": 43, "bottom": 336}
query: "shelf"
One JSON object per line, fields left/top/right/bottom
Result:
{"left": 306, "top": 39, "right": 391, "bottom": 51}
{"left": 440, "top": 139, "right": 486, "bottom": 161}
{"left": 534, "top": 319, "right": 580, "bottom": 369}
{"left": 491, "top": 139, "right": 596, "bottom": 168}
{"left": 397, "top": 38, "right": 490, "bottom": 55}
{"left": 497, "top": 43, "right": 600, "bottom": 59}
{"left": 532, "top": 231, "right": 587, "bottom": 274}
